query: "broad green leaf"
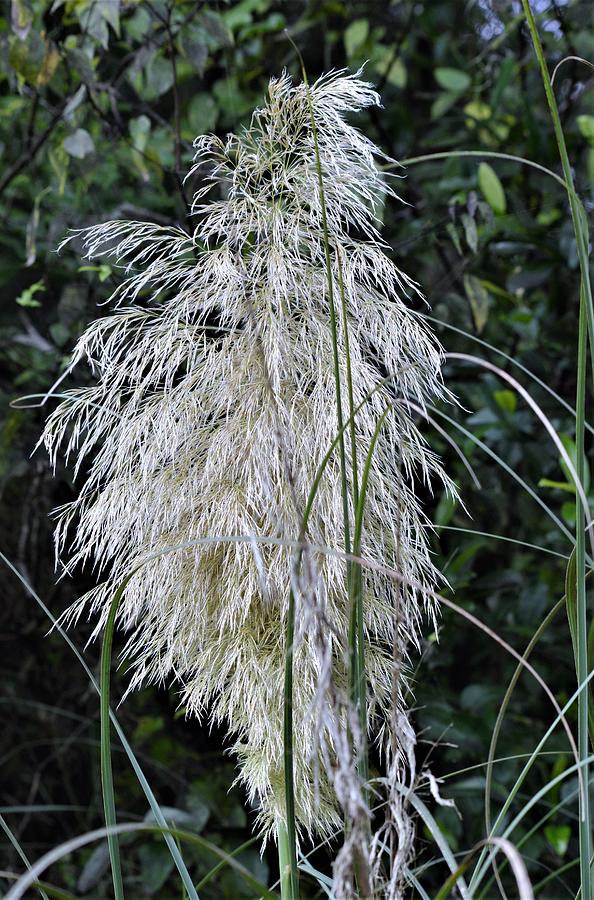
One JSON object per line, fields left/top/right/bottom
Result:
{"left": 478, "top": 162, "right": 506, "bottom": 215}
{"left": 544, "top": 824, "right": 571, "bottom": 857}
{"left": 65, "top": 46, "right": 95, "bottom": 84}
{"left": 48, "top": 145, "right": 69, "bottom": 194}
{"left": 200, "top": 10, "right": 234, "bottom": 48}
{"left": 138, "top": 843, "right": 175, "bottom": 895}
{"left": 124, "top": 6, "right": 152, "bottom": 42}
{"left": 434, "top": 67, "right": 470, "bottom": 92}
{"left": 490, "top": 55, "right": 516, "bottom": 110}
{"left": 49, "top": 322, "right": 70, "bottom": 347}
{"left": 434, "top": 492, "right": 458, "bottom": 528}
{"left": 464, "top": 274, "right": 491, "bottom": 333}
{"left": 223, "top": 0, "right": 268, "bottom": 30}
{"left": 0, "top": 95, "right": 26, "bottom": 117}
{"left": 548, "top": 753, "right": 569, "bottom": 807}
{"left": 77, "top": 0, "right": 120, "bottom": 49}
{"left": 11, "top": 0, "right": 32, "bottom": 41}
{"left": 464, "top": 99, "right": 491, "bottom": 123}
{"left": 129, "top": 114, "right": 151, "bottom": 179}
{"left": 431, "top": 91, "right": 458, "bottom": 119}
{"left": 387, "top": 57, "right": 406, "bottom": 88}
{"left": 36, "top": 43, "right": 60, "bottom": 86}
{"left": 129, "top": 114, "right": 151, "bottom": 152}
{"left": 494, "top": 390, "right": 516, "bottom": 413}
{"left": 183, "top": 36, "right": 208, "bottom": 76}
{"left": 144, "top": 56, "right": 174, "bottom": 100}
{"left": 8, "top": 31, "right": 45, "bottom": 83}
{"left": 476, "top": 278, "right": 515, "bottom": 301}
{"left": 25, "top": 186, "right": 50, "bottom": 267}
{"left": 536, "top": 208, "right": 561, "bottom": 226}
{"left": 63, "top": 85, "right": 86, "bottom": 120}
{"left": 344, "top": 19, "right": 369, "bottom": 57}
{"left": 63, "top": 128, "right": 95, "bottom": 159}
{"left": 133, "top": 715, "right": 164, "bottom": 743}
{"left": 446, "top": 222, "right": 463, "bottom": 256}
{"left": 187, "top": 93, "right": 218, "bottom": 136}
{"left": 374, "top": 47, "right": 407, "bottom": 88}
{"left": 577, "top": 114, "right": 594, "bottom": 143}
{"left": 461, "top": 212, "right": 478, "bottom": 253}
{"left": 213, "top": 76, "right": 254, "bottom": 123}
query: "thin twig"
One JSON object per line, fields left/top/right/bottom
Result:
{"left": 0, "top": 100, "right": 67, "bottom": 197}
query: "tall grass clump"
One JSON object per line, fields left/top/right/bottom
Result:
{"left": 42, "top": 69, "right": 452, "bottom": 897}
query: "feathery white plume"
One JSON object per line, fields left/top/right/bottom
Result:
{"left": 43, "top": 69, "right": 452, "bottom": 885}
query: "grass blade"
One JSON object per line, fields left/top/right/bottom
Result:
{"left": 4, "top": 822, "right": 276, "bottom": 900}
{"left": 0, "top": 813, "right": 50, "bottom": 900}
{"left": 518, "top": 8, "right": 594, "bottom": 891}
{"left": 0, "top": 552, "right": 199, "bottom": 900}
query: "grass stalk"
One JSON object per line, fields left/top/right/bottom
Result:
{"left": 282, "top": 48, "right": 367, "bottom": 894}
{"left": 336, "top": 247, "right": 360, "bottom": 512}
{"left": 281, "top": 587, "right": 298, "bottom": 900}
{"left": 573, "top": 292, "right": 592, "bottom": 898}
{"left": 336, "top": 245, "right": 368, "bottom": 773}
{"left": 299, "top": 63, "right": 370, "bottom": 808}
{"left": 302, "top": 69, "right": 351, "bottom": 563}
{"left": 351, "top": 406, "right": 391, "bottom": 777}
{"left": 565, "top": 549, "right": 594, "bottom": 749}
{"left": 100, "top": 585, "right": 128, "bottom": 900}
{"left": 518, "top": 6, "right": 593, "bottom": 893}
{"left": 277, "top": 818, "right": 296, "bottom": 900}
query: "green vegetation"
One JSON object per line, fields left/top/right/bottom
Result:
{"left": 1, "top": 0, "right": 593, "bottom": 897}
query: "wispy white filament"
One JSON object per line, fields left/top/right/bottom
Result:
{"left": 43, "top": 70, "right": 452, "bottom": 874}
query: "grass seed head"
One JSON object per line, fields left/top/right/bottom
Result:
{"left": 44, "top": 69, "right": 452, "bottom": 850}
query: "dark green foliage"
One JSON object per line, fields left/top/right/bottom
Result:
{"left": 1, "top": 0, "right": 593, "bottom": 895}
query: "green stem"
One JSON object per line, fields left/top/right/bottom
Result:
{"left": 337, "top": 246, "right": 365, "bottom": 746}
{"left": 100, "top": 585, "right": 128, "bottom": 900}
{"left": 277, "top": 818, "right": 297, "bottom": 900}
{"left": 282, "top": 588, "right": 299, "bottom": 899}
{"left": 302, "top": 78, "right": 351, "bottom": 564}
{"left": 280, "top": 375, "right": 402, "bottom": 900}
{"left": 351, "top": 406, "right": 391, "bottom": 783}
{"left": 335, "top": 248, "right": 359, "bottom": 513}
{"left": 574, "top": 291, "right": 592, "bottom": 898}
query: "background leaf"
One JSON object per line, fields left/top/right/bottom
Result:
{"left": 478, "top": 161, "right": 507, "bottom": 214}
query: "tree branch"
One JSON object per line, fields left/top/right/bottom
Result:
{"left": 0, "top": 100, "right": 67, "bottom": 198}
